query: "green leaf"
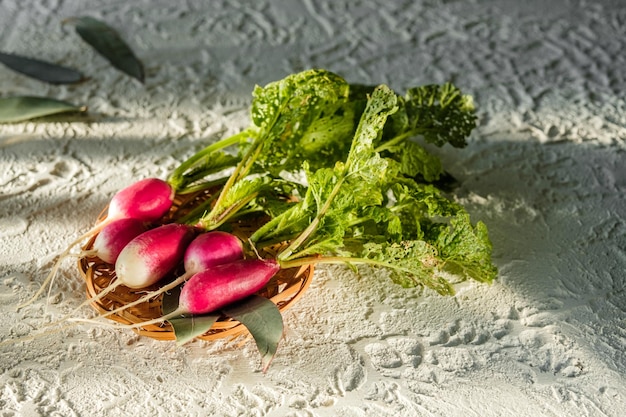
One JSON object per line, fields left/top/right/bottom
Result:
{"left": 0, "top": 51, "right": 86, "bottom": 84}
{"left": 297, "top": 100, "right": 363, "bottom": 172}
{"left": 0, "top": 96, "right": 86, "bottom": 123}
{"left": 345, "top": 85, "right": 397, "bottom": 174}
{"left": 262, "top": 86, "right": 399, "bottom": 259}
{"left": 403, "top": 83, "right": 477, "bottom": 148}
{"left": 431, "top": 213, "right": 498, "bottom": 283}
{"left": 249, "top": 194, "right": 314, "bottom": 245}
{"left": 69, "top": 16, "right": 144, "bottom": 82}
{"left": 384, "top": 140, "right": 444, "bottom": 182}
{"left": 179, "top": 151, "right": 240, "bottom": 189}
{"left": 161, "top": 286, "right": 220, "bottom": 346}
{"left": 198, "top": 176, "right": 267, "bottom": 229}
{"left": 360, "top": 240, "right": 456, "bottom": 295}
{"left": 249, "top": 69, "right": 351, "bottom": 174}
{"left": 222, "top": 295, "right": 284, "bottom": 372}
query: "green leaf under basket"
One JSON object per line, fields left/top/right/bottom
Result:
{"left": 222, "top": 295, "right": 284, "bottom": 372}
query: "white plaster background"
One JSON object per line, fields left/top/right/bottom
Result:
{"left": 1, "top": 0, "right": 625, "bottom": 416}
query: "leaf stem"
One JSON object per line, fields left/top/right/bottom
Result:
{"left": 199, "top": 191, "right": 260, "bottom": 231}
{"left": 277, "top": 174, "right": 346, "bottom": 260}
{"left": 278, "top": 254, "right": 415, "bottom": 277}
{"left": 168, "top": 130, "right": 251, "bottom": 191}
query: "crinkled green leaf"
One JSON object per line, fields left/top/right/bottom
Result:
{"left": 249, "top": 180, "right": 316, "bottom": 246}
{"left": 161, "top": 286, "right": 220, "bottom": 346}
{"left": 345, "top": 85, "right": 397, "bottom": 175}
{"left": 257, "top": 86, "right": 398, "bottom": 258}
{"left": 403, "top": 83, "right": 477, "bottom": 148}
{"left": 249, "top": 69, "right": 350, "bottom": 174}
{"left": 246, "top": 179, "right": 306, "bottom": 222}
{"left": 0, "top": 51, "right": 85, "bottom": 84}
{"left": 391, "top": 182, "right": 461, "bottom": 219}
{"left": 0, "top": 96, "right": 85, "bottom": 123}
{"left": 297, "top": 100, "right": 364, "bottom": 172}
{"left": 70, "top": 16, "right": 144, "bottom": 82}
{"left": 384, "top": 140, "right": 444, "bottom": 182}
{"left": 431, "top": 213, "right": 498, "bottom": 283}
{"left": 360, "top": 240, "right": 455, "bottom": 295}
{"left": 222, "top": 295, "right": 283, "bottom": 372}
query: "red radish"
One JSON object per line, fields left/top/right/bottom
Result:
{"left": 179, "top": 259, "right": 280, "bottom": 315}
{"left": 96, "top": 231, "right": 245, "bottom": 320}
{"left": 91, "top": 218, "right": 151, "bottom": 264}
{"left": 114, "top": 223, "right": 197, "bottom": 288}
{"left": 183, "top": 231, "right": 244, "bottom": 273}
{"left": 19, "top": 178, "right": 175, "bottom": 309}
{"left": 107, "top": 178, "right": 175, "bottom": 222}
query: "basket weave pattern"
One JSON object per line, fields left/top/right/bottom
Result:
{"left": 77, "top": 188, "right": 313, "bottom": 341}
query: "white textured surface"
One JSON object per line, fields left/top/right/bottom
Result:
{"left": 1, "top": 1, "right": 625, "bottom": 416}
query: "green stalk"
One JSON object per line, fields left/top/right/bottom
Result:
{"left": 198, "top": 191, "right": 260, "bottom": 231}
{"left": 279, "top": 252, "right": 454, "bottom": 295}
{"left": 195, "top": 96, "right": 286, "bottom": 229}
{"left": 168, "top": 129, "right": 251, "bottom": 191}
{"left": 277, "top": 175, "right": 346, "bottom": 260}
{"left": 175, "top": 193, "right": 219, "bottom": 226}
{"left": 279, "top": 254, "right": 416, "bottom": 276}
{"left": 373, "top": 130, "right": 415, "bottom": 153}
{"left": 204, "top": 138, "right": 263, "bottom": 222}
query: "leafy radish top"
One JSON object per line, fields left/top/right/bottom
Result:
{"left": 167, "top": 70, "right": 497, "bottom": 294}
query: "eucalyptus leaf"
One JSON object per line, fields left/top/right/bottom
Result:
{"left": 69, "top": 16, "right": 144, "bottom": 83}
{"left": 161, "top": 286, "right": 219, "bottom": 346}
{"left": 0, "top": 96, "right": 86, "bottom": 123}
{"left": 0, "top": 51, "right": 86, "bottom": 84}
{"left": 222, "top": 295, "right": 284, "bottom": 372}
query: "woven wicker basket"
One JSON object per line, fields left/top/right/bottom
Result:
{"left": 77, "top": 188, "right": 314, "bottom": 341}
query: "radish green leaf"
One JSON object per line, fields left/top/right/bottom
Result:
{"left": 222, "top": 295, "right": 283, "bottom": 372}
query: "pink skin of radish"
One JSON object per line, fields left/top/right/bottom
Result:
{"left": 18, "top": 178, "right": 175, "bottom": 309}
{"left": 179, "top": 258, "right": 280, "bottom": 315}
{"left": 106, "top": 178, "right": 175, "bottom": 222}
{"left": 114, "top": 223, "right": 197, "bottom": 289}
{"left": 91, "top": 218, "right": 151, "bottom": 264}
{"left": 183, "top": 231, "right": 245, "bottom": 273}
{"left": 94, "top": 231, "right": 245, "bottom": 320}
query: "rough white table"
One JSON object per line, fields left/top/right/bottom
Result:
{"left": 1, "top": 1, "right": 625, "bottom": 416}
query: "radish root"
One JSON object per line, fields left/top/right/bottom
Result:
{"left": 17, "top": 222, "right": 107, "bottom": 310}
